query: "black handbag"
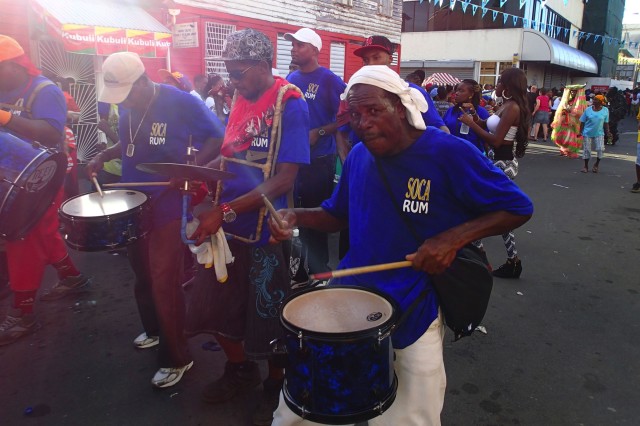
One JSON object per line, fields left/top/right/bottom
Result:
{"left": 431, "top": 244, "right": 493, "bottom": 341}
{"left": 375, "top": 160, "right": 493, "bottom": 341}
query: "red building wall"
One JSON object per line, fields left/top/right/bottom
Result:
{"left": 166, "top": 5, "right": 400, "bottom": 84}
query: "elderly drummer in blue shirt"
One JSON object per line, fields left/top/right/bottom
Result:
{"left": 269, "top": 65, "right": 533, "bottom": 425}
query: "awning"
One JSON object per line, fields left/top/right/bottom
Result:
{"left": 424, "top": 73, "right": 462, "bottom": 86}
{"left": 32, "top": 0, "right": 172, "bottom": 58}
{"left": 521, "top": 29, "right": 597, "bottom": 74}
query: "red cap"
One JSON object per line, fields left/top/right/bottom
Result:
{"left": 354, "top": 36, "right": 395, "bottom": 57}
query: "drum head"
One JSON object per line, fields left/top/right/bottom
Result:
{"left": 61, "top": 190, "right": 148, "bottom": 218}
{"left": 282, "top": 287, "right": 395, "bottom": 334}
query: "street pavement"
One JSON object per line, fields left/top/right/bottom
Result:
{"left": 1, "top": 116, "right": 639, "bottom": 425}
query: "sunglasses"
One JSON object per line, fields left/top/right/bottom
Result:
{"left": 228, "top": 64, "right": 257, "bottom": 81}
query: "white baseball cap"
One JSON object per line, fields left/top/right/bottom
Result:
{"left": 99, "top": 52, "right": 146, "bottom": 104}
{"left": 284, "top": 28, "right": 322, "bottom": 52}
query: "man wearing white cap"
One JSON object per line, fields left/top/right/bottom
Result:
{"left": 285, "top": 27, "right": 347, "bottom": 276}
{"left": 86, "top": 51, "right": 225, "bottom": 388}
{"left": 269, "top": 66, "right": 533, "bottom": 425}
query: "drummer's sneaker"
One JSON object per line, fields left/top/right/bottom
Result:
{"left": 133, "top": 332, "right": 159, "bottom": 349}
{"left": 252, "top": 377, "right": 284, "bottom": 426}
{"left": 202, "top": 360, "right": 261, "bottom": 404}
{"left": 631, "top": 182, "right": 640, "bottom": 193}
{"left": 0, "top": 308, "right": 39, "bottom": 346}
{"left": 151, "top": 360, "right": 194, "bottom": 388}
{"left": 40, "top": 274, "right": 90, "bottom": 301}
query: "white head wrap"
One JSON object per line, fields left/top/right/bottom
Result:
{"left": 341, "top": 65, "right": 428, "bottom": 130}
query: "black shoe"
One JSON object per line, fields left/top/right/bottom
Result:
{"left": 202, "top": 361, "right": 261, "bottom": 404}
{"left": 631, "top": 183, "right": 640, "bottom": 193}
{"left": 492, "top": 258, "right": 522, "bottom": 279}
{"left": 252, "top": 377, "right": 284, "bottom": 426}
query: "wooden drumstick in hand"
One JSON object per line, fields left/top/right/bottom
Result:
{"left": 92, "top": 176, "right": 104, "bottom": 198}
{"left": 261, "top": 194, "right": 284, "bottom": 228}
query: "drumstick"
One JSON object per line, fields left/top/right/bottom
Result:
{"left": 261, "top": 193, "right": 284, "bottom": 228}
{"left": 102, "top": 182, "right": 171, "bottom": 187}
{"left": 310, "top": 261, "right": 413, "bottom": 281}
{"left": 92, "top": 176, "right": 104, "bottom": 197}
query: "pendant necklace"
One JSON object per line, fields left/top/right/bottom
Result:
{"left": 127, "top": 84, "right": 156, "bottom": 157}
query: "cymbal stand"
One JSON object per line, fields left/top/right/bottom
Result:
{"left": 181, "top": 138, "right": 199, "bottom": 245}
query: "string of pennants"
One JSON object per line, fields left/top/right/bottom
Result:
{"left": 418, "top": 0, "right": 638, "bottom": 49}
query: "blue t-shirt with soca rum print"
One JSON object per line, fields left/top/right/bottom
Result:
{"left": 321, "top": 127, "right": 533, "bottom": 348}
{"left": 118, "top": 84, "right": 225, "bottom": 226}
{"left": 287, "top": 67, "right": 345, "bottom": 159}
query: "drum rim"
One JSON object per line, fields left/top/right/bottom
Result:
{"left": 283, "top": 372, "right": 398, "bottom": 424}
{"left": 280, "top": 285, "right": 399, "bottom": 339}
{"left": 59, "top": 189, "right": 149, "bottom": 220}
{"left": 0, "top": 149, "right": 66, "bottom": 240}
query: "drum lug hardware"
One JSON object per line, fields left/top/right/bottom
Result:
{"left": 127, "top": 223, "right": 136, "bottom": 240}
{"left": 377, "top": 329, "right": 390, "bottom": 344}
{"left": 297, "top": 331, "right": 303, "bottom": 349}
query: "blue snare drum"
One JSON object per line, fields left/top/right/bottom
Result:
{"left": 0, "top": 131, "right": 66, "bottom": 240}
{"left": 59, "top": 189, "right": 151, "bottom": 251}
{"left": 280, "top": 286, "right": 399, "bottom": 425}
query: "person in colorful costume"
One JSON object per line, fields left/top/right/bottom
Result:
{"left": 551, "top": 85, "right": 587, "bottom": 158}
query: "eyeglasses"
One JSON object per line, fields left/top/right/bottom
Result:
{"left": 228, "top": 65, "right": 256, "bottom": 81}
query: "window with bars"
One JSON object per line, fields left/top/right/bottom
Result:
{"left": 205, "top": 22, "right": 236, "bottom": 80}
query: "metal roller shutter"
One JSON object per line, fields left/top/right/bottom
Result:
{"left": 276, "top": 34, "right": 292, "bottom": 77}
{"left": 329, "top": 42, "right": 346, "bottom": 80}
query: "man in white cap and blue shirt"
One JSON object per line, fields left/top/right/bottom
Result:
{"left": 86, "top": 51, "right": 224, "bottom": 388}
{"left": 285, "top": 27, "right": 348, "bottom": 277}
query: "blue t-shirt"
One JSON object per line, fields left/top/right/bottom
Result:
{"left": 286, "top": 67, "right": 345, "bottom": 158}
{"left": 118, "top": 84, "right": 225, "bottom": 227}
{"left": 0, "top": 75, "right": 67, "bottom": 146}
{"left": 443, "top": 105, "right": 490, "bottom": 153}
{"left": 580, "top": 106, "right": 609, "bottom": 137}
{"left": 321, "top": 128, "right": 533, "bottom": 348}
{"left": 409, "top": 82, "right": 446, "bottom": 129}
{"left": 220, "top": 97, "right": 310, "bottom": 245}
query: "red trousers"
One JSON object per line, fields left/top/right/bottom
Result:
{"left": 6, "top": 192, "right": 68, "bottom": 292}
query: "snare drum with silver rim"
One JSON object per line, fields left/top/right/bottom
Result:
{"left": 279, "top": 286, "right": 399, "bottom": 425}
{"left": 59, "top": 189, "right": 151, "bottom": 251}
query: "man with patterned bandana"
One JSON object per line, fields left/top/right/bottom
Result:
{"left": 187, "top": 29, "right": 310, "bottom": 426}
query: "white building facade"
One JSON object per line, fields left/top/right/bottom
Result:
{"left": 400, "top": 0, "right": 597, "bottom": 89}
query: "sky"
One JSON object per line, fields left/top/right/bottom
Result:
{"left": 623, "top": 1, "right": 640, "bottom": 25}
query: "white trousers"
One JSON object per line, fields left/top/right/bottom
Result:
{"left": 272, "top": 313, "right": 447, "bottom": 426}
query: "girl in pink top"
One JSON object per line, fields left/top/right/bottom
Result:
{"left": 532, "top": 88, "right": 552, "bottom": 141}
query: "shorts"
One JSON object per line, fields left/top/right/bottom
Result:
{"left": 185, "top": 240, "right": 291, "bottom": 359}
{"left": 636, "top": 142, "right": 640, "bottom": 166}
{"left": 533, "top": 111, "right": 550, "bottom": 124}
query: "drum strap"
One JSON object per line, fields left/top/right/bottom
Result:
{"left": 0, "top": 81, "right": 56, "bottom": 118}
{"left": 374, "top": 159, "right": 432, "bottom": 331}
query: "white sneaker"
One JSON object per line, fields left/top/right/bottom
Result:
{"left": 151, "top": 361, "right": 194, "bottom": 388}
{"left": 133, "top": 332, "right": 159, "bottom": 349}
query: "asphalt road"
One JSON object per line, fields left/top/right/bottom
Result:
{"left": 1, "top": 116, "right": 638, "bottom": 426}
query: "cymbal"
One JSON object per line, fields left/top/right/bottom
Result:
{"left": 136, "top": 163, "right": 235, "bottom": 181}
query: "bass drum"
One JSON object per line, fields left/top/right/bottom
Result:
{"left": 0, "top": 131, "right": 66, "bottom": 240}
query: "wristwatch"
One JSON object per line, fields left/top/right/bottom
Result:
{"left": 220, "top": 203, "right": 237, "bottom": 223}
{"left": 318, "top": 128, "right": 326, "bottom": 136}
